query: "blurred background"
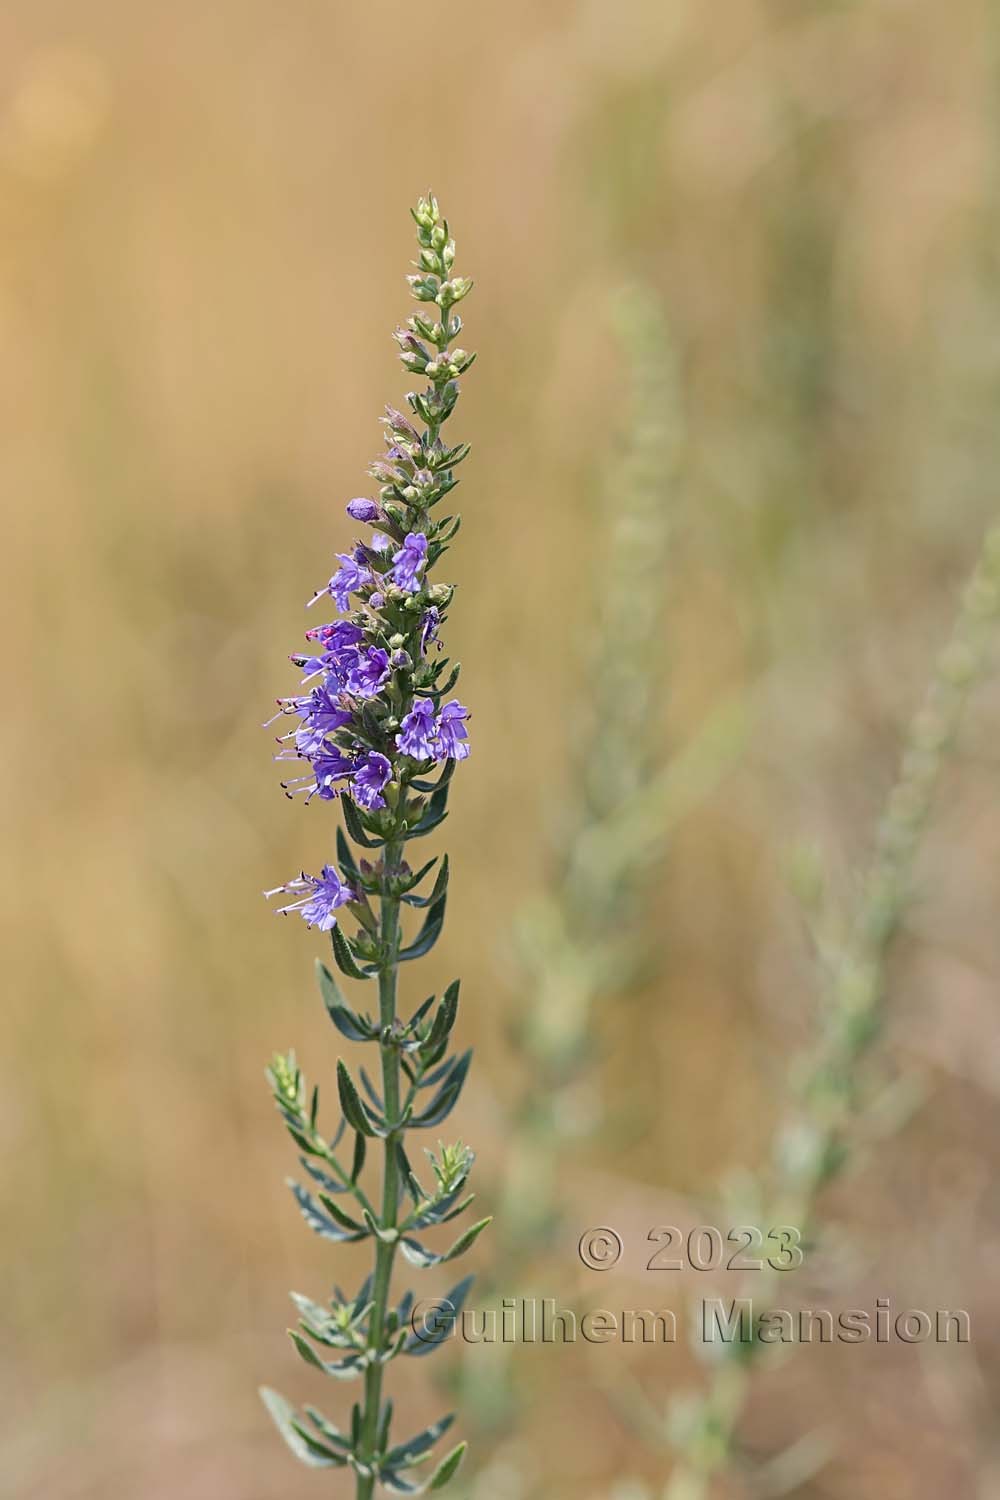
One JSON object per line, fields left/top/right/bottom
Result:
{"left": 5, "top": 1, "right": 1000, "bottom": 1497}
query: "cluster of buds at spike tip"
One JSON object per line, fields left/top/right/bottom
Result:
{"left": 263, "top": 194, "right": 474, "bottom": 933}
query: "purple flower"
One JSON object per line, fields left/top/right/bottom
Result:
{"left": 396, "top": 697, "right": 438, "bottom": 759}
{"left": 382, "top": 405, "right": 418, "bottom": 440}
{"left": 346, "top": 497, "right": 378, "bottom": 522}
{"left": 351, "top": 751, "right": 392, "bottom": 810}
{"left": 346, "top": 646, "right": 391, "bottom": 700}
{"left": 321, "top": 652, "right": 358, "bottom": 693}
{"left": 370, "top": 532, "right": 392, "bottom": 555}
{"left": 420, "top": 606, "right": 441, "bottom": 656}
{"left": 392, "top": 532, "right": 427, "bottom": 592}
{"left": 305, "top": 620, "right": 364, "bottom": 650}
{"left": 436, "top": 699, "right": 470, "bottom": 760}
{"left": 280, "top": 743, "right": 355, "bottom": 801}
{"left": 297, "top": 620, "right": 365, "bottom": 679}
{"left": 268, "top": 684, "right": 352, "bottom": 752}
{"left": 291, "top": 686, "right": 352, "bottom": 754}
{"left": 265, "top": 865, "right": 355, "bottom": 930}
{"left": 323, "top": 553, "right": 371, "bottom": 612}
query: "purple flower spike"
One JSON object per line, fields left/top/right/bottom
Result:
{"left": 347, "top": 646, "right": 391, "bottom": 700}
{"left": 264, "top": 865, "right": 355, "bottom": 930}
{"left": 351, "top": 750, "right": 392, "bottom": 810}
{"left": 392, "top": 532, "right": 428, "bottom": 592}
{"left": 347, "top": 497, "right": 378, "bottom": 522}
{"left": 396, "top": 697, "right": 438, "bottom": 759}
{"left": 436, "top": 699, "right": 471, "bottom": 760}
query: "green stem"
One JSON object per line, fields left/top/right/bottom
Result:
{"left": 356, "top": 290, "right": 454, "bottom": 1498}
{"left": 356, "top": 838, "right": 404, "bottom": 1499}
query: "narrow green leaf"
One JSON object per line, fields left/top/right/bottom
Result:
{"left": 409, "top": 1080, "right": 461, "bottom": 1129}
{"left": 386, "top": 1412, "right": 455, "bottom": 1468}
{"left": 289, "top": 1329, "right": 327, "bottom": 1370}
{"left": 331, "top": 923, "right": 372, "bottom": 982}
{"left": 441, "top": 1215, "right": 491, "bottom": 1264}
{"left": 407, "top": 994, "right": 437, "bottom": 1032}
{"left": 377, "top": 1397, "right": 395, "bottom": 1453}
{"left": 402, "top": 855, "right": 450, "bottom": 909}
{"left": 428, "top": 1442, "right": 467, "bottom": 1490}
{"left": 403, "top": 1275, "right": 474, "bottom": 1356}
{"left": 259, "top": 1388, "right": 344, "bottom": 1469}
{"left": 399, "top": 854, "right": 438, "bottom": 890}
{"left": 337, "top": 1060, "right": 375, "bottom": 1137}
{"left": 396, "top": 1140, "right": 426, "bottom": 1203}
{"left": 288, "top": 1181, "right": 365, "bottom": 1242}
{"left": 303, "top": 1406, "right": 352, "bottom": 1452}
{"left": 336, "top": 826, "right": 361, "bottom": 881}
{"left": 316, "top": 957, "right": 348, "bottom": 1015}
{"left": 380, "top": 1470, "right": 422, "bottom": 1495}
{"left": 424, "top": 981, "right": 460, "bottom": 1052}
{"left": 300, "top": 1158, "right": 347, "bottom": 1195}
{"left": 350, "top": 1129, "right": 367, "bottom": 1183}
{"left": 430, "top": 664, "right": 461, "bottom": 700}
{"left": 399, "top": 1236, "right": 438, "bottom": 1269}
{"left": 398, "top": 894, "right": 447, "bottom": 963}
{"left": 317, "top": 1194, "right": 366, "bottom": 1234}
{"left": 318, "top": 961, "right": 376, "bottom": 1037}
{"left": 405, "top": 807, "right": 449, "bottom": 842}
{"left": 290, "top": 1418, "right": 350, "bottom": 1465}
{"left": 342, "top": 794, "right": 383, "bottom": 848}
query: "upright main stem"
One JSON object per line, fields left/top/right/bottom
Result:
{"left": 356, "top": 304, "right": 453, "bottom": 1497}
{"left": 356, "top": 838, "right": 404, "bottom": 1498}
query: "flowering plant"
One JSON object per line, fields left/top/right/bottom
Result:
{"left": 259, "top": 194, "right": 485, "bottom": 1498}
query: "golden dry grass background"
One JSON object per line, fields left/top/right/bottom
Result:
{"left": 4, "top": 3, "right": 1000, "bottom": 1497}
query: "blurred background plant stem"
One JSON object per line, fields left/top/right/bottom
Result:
{"left": 662, "top": 521, "right": 1000, "bottom": 1499}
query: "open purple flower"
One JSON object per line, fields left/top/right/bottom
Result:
{"left": 436, "top": 699, "right": 471, "bottom": 760}
{"left": 287, "top": 686, "right": 352, "bottom": 755}
{"left": 305, "top": 620, "right": 365, "bottom": 651}
{"left": 396, "top": 697, "right": 438, "bottom": 759}
{"left": 322, "top": 553, "right": 371, "bottom": 612}
{"left": 346, "top": 646, "right": 391, "bottom": 700}
{"left": 351, "top": 750, "right": 392, "bottom": 810}
{"left": 296, "top": 620, "right": 365, "bottom": 680}
{"left": 264, "top": 865, "right": 355, "bottom": 930}
{"left": 280, "top": 744, "right": 355, "bottom": 802}
{"left": 392, "top": 532, "right": 427, "bottom": 592}
{"left": 302, "top": 684, "right": 353, "bottom": 734}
